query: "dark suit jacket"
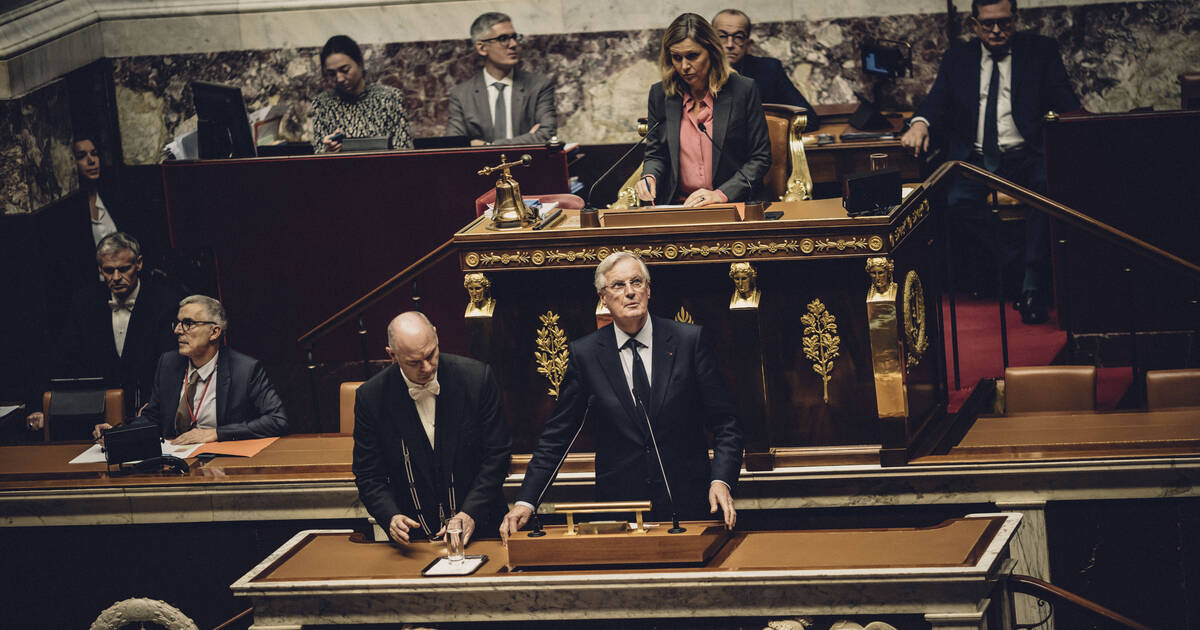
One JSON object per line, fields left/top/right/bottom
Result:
{"left": 643, "top": 74, "right": 772, "bottom": 204}
{"left": 136, "top": 348, "right": 288, "bottom": 440}
{"left": 352, "top": 354, "right": 512, "bottom": 540}
{"left": 734, "top": 54, "right": 820, "bottom": 128}
{"left": 54, "top": 278, "right": 180, "bottom": 415}
{"left": 445, "top": 68, "right": 557, "bottom": 145}
{"left": 517, "top": 317, "right": 743, "bottom": 520}
{"left": 913, "top": 33, "right": 1080, "bottom": 161}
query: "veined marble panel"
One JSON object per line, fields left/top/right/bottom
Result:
{"left": 0, "top": 77, "right": 74, "bottom": 214}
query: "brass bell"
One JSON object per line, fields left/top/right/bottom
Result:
{"left": 478, "top": 153, "right": 536, "bottom": 229}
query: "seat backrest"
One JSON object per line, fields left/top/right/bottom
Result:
{"left": 1003, "top": 366, "right": 1096, "bottom": 414}
{"left": 1146, "top": 368, "right": 1200, "bottom": 410}
{"left": 42, "top": 389, "right": 125, "bottom": 442}
{"left": 340, "top": 381, "right": 364, "bottom": 434}
{"left": 762, "top": 104, "right": 804, "bottom": 200}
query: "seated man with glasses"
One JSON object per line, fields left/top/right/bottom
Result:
{"left": 711, "top": 9, "right": 818, "bottom": 127}
{"left": 900, "top": 0, "right": 1080, "bottom": 324}
{"left": 445, "top": 12, "right": 558, "bottom": 146}
{"left": 92, "top": 295, "right": 288, "bottom": 444}
{"left": 500, "top": 251, "right": 744, "bottom": 542}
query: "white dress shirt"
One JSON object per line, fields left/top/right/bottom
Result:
{"left": 90, "top": 194, "right": 118, "bottom": 246}
{"left": 400, "top": 369, "right": 438, "bottom": 448}
{"left": 612, "top": 318, "right": 654, "bottom": 394}
{"left": 484, "top": 70, "right": 515, "bottom": 142}
{"left": 974, "top": 42, "right": 1024, "bottom": 152}
{"left": 109, "top": 281, "right": 140, "bottom": 358}
{"left": 182, "top": 351, "right": 219, "bottom": 430}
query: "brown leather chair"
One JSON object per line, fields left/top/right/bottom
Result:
{"left": 1003, "top": 366, "right": 1096, "bottom": 414}
{"left": 41, "top": 389, "right": 124, "bottom": 441}
{"left": 762, "top": 103, "right": 814, "bottom": 202}
{"left": 339, "top": 381, "right": 364, "bottom": 434}
{"left": 1145, "top": 368, "right": 1200, "bottom": 410}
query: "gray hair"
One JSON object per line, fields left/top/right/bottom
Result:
{"left": 712, "top": 8, "right": 752, "bottom": 32}
{"left": 470, "top": 12, "right": 511, "bottom": 43}
{"left": 179, "top": 295, "right": 228, "bottom": 333}
{"left": 594, "top": 251, "right": 651, "bottom": 294}
{"left": 95, "top": 231, "right": 141, "bottom": 262}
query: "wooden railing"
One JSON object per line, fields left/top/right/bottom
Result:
{"left": 1009, "top": 574, "right": 1153, "bottom": 630}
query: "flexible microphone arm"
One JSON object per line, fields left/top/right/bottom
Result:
{"left": 633, "top": 392, "right": 685, "bottom": 534}
{"left": 586, "top": 118, "right": 663, "bottom": 207}
{"left": 527, "top": 396, "right": 594, "bottom": 537}
{"left": 696, "top": 121, "right": 754, "bottom": 201}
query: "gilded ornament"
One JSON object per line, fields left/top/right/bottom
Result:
{"left": 868, "top": 235, "right": 884, "bottom": 252}
{"left": 731, "top": 241, "right": 747, "bottom": 257}
{"left": 799, "top": 239, "right": 815, "bottom": 254}
{"left": 597, "top": 247, "right": 612, "bottom": 260}
{"left": 464, "top": 252, "right": 480, "bottom": 268}
{"left": 801, "top": 299, "right": 840, "bottom": 404}
{"left": 463, "top": 272, "right": 496, "bottom": 318}
{"left": 888, "top": 199, "right": 930, "bottom": 248}
{"left": 865, "top": 257, "right": 897, "bottom": 302}
{"left": 534, "top": 311, "right": 569, "bottom": 399}
{"left": 781, "top": 111, "right": 814, "bottom": 202}
{"left": 664, "top": 244, "right": 679, "bottom": 260}
{"left": 531, "top": 250, "right": 546, "bottom": 265}
{"left": 903, "top": 270, "right": 930, "bottom": 369}
{"left": 675, "top": 307, "right": 694, "bottom": 324}
{"left": 729, "top": 262, "right": 761, "bottom": 310}
{"left": 813, "top": 237, "right": 869, "bottom": 252}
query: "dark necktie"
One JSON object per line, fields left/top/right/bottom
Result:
{"left": 174, "top": 370, "right": 199, "bottom": 436}
{"left": 493, "top": 83, "right": 507, "bottom": 140}
{"left": 622, "top": 338, "right": 651, "bottom": 410}
{"left": 982, "top": 53, "right": 1004, "bottom": 171}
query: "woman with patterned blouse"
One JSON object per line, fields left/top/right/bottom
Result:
{"left": 311, "top": 35, "right": 412, "bottom": 152}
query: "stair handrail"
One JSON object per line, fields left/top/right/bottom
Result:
{"left": 1008, "top": 573, "right": 1153, "bottom": 630}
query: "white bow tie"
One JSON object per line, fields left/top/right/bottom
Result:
{"left": 408, "top": 379, "right": 440, "bottom": 401}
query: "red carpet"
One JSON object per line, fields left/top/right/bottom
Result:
{"left": 941, "top": 295, "right": 1131, "bottom": 412}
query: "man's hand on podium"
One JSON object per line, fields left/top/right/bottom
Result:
{"left": 388, "top": 514, "right": 422, "bottom": 543}
{"left": 499, "top": 503, "right": 534, "bottom": 545}
{"left": 709, "top": 481, "right": 737, "bottom": 530}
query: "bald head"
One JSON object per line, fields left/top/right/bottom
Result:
{"left": 385, "top": 311, "right": 440, "bottom": 384}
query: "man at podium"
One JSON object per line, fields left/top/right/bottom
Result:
{"left": 501, "top": 252, "right": 743, "bottom": 541}
{"left": 635, "top": 13, "right": 771, "bottom": 207}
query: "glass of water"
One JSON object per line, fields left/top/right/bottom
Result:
{"left": 445, "top": 517, "right": 465, "bottom": 564}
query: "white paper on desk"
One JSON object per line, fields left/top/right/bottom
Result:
{"left": 69, "top": 442, "right": 202, "bottom": 465}
{"left": 0, "top": 405, "right": 21, "bottom": 417}
{"left": 422, "top": 555, "right": 486, "bottom": 576}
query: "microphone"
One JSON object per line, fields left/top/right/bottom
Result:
{"left": 527, "top": 395, "right": 594, "bottom": 537}
{"left": 696, "top": 121, "right": 754, "bottom": 202}
{"left": 631, "top": 390, "right": 685, "bottom": 534}
{"left": 586, "top": 118, "right": 663, "bottom": 208}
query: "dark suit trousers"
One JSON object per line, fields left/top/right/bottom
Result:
{"left": 946, "top": 148, "right": 1049, "bottom": 295}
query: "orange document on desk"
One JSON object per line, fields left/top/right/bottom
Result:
{"left": 190, "top": 437, "right": 278, "bottom": 458}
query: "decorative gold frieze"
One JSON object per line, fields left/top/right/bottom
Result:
{"left": 534, "top": 311, "right": 569, "bottom": 399}
{"left": 463, "top": 272, "right": 495, "bottom": 318}
{"left": 813, "top": 237, "right": 869, "bottom": 253}
{"left": 675, "top": 306, "right": 694, "bottom": 324}
{"left": 462, "top": 238, "right": 817, "bottom": 270}
{"left": 801, "top": 299, "right": 840, "bottom": 404}
{"left": 888, "top": 199, "right": 931, "bottom": 248}
{"left": 903, "top": 270, "right": 929, "bottom": 370}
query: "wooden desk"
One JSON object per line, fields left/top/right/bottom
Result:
{"left": 804, "top": 118, "right": 922, "bottom": 185}
{"left": 232, "top": 514, "right": 1020, "bottom": 629}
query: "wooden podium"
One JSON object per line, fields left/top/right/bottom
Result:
{"left": 506, "top": 521, "right": 730, "bottom": 569}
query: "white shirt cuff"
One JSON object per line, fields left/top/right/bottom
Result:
{"left": 710, "top": 480, "right": 730, "bottom": 490}
{"left": 910, "top": 116, "right": 930, "bottom": 128}
{"left": 515, "top": 500, "right": 535, "bottom": 511}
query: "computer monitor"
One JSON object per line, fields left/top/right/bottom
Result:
{"left": 191, "top": 81, "right": 257, "bottom": 159}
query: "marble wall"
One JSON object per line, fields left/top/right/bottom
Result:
{"left": 0, "top": 79, "right": 76, "bottom": 215}
{"left": 109, "top": 0, "right": 1199, "bottom": 165}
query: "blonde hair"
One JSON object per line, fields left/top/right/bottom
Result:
{"left": 658, "top": 13, "right": 732, "bottom": 98}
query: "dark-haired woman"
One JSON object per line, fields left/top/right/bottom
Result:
{"left": 311, "top": 34, "right": 412, "bottom": 152}
{"left": 635, "top": 13, "right": 771, "bottom": 207}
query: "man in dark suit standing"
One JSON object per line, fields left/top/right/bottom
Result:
{"left": 901, "top": 0, "right": 1080, "bottom": 323}
{"left": 26, "top": 232, "right": 178, "bottom": 431}
{"left": 93, "top": 294, "right": 288, "bottom": 443}
{"left": 445, "top": 12, "right": 557, "bottom": 146}
{"left": 500, "top": 252, "right": 744, "bottom": 542}
{"left": 352, "top": 312, "right": 511, "bottom": 545}
{"left": 712, "top": 9, "right": 819, "bottom": 128}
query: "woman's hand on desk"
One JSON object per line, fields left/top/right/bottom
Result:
{"left": 683, "top": 188, "right": 722, "bottom": 208}
{"left": 321, "top": 130, "right": 345, "bottom": 153}
{"left": 635, "top": 174, "right": 656, "bottom": 203}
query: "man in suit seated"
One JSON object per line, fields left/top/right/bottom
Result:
{"left": 900, "top": 0, "right": 1080, "bottom": 323}
{"left": 500, "top": 252, "right": 744, "bottom": 542}
{"left": 93, "top": 295, "right": 288, "bottom": 443}
{"left": 352, "top": 311, "right": 511, "bottom": 544}
{"left": 711, "top": 8, "right": 819, "bottom": 127}
{"left": 26, "top": 232, "right": 179, "bottom": 432}
{"left": 446, "top": 12, "right": 557, "bottom": 146}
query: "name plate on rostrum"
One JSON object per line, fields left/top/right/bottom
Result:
{"left": 601, "top": 205, "right": 741, "bottom": 227}
{"left": 506, "top": 521, "right": 730, "bottom": 569}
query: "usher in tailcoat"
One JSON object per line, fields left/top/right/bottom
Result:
{"left": 517, "top": 317, "right": 743, "bottom": 520}
{"left": 352, "top": 354, "right": 512, "bottom": 540}
{"left": 642, "top": 73, "right": 772, "bottom": 205}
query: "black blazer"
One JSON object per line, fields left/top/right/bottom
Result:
{"left": 136, "top": 348, "right": 288, "bottom": 440}
{"left": 643, "top": 73, "right": 772, "bottom": 204}
{"left": 517, "top": 317, "right": 743, "bottom": 520}
{"left": 913, "top": 33, "right": 1080, "bottom": 161}
{"left": 734, "top": 54, "right": 820, "bottom": 128}
{"left": 352, "top": 354, "right": 512, "bottom": 540}
{"left": 445, "top": 68, "right": 558, "bottom": 145}
{"left": 54, "top": 278, "right": 180, "bottom": 415}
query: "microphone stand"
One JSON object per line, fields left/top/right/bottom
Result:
{"left": 585, "top": 118, "right": 663, "bottom": 208}
{"left": 696, "top": 122, "right": 754, "bottom": 200}
{"left": 528, "top": 397, "right": 593, "bottom": 537}
{"left": 633, "top": 393, "right": 685, "bottom": 534}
